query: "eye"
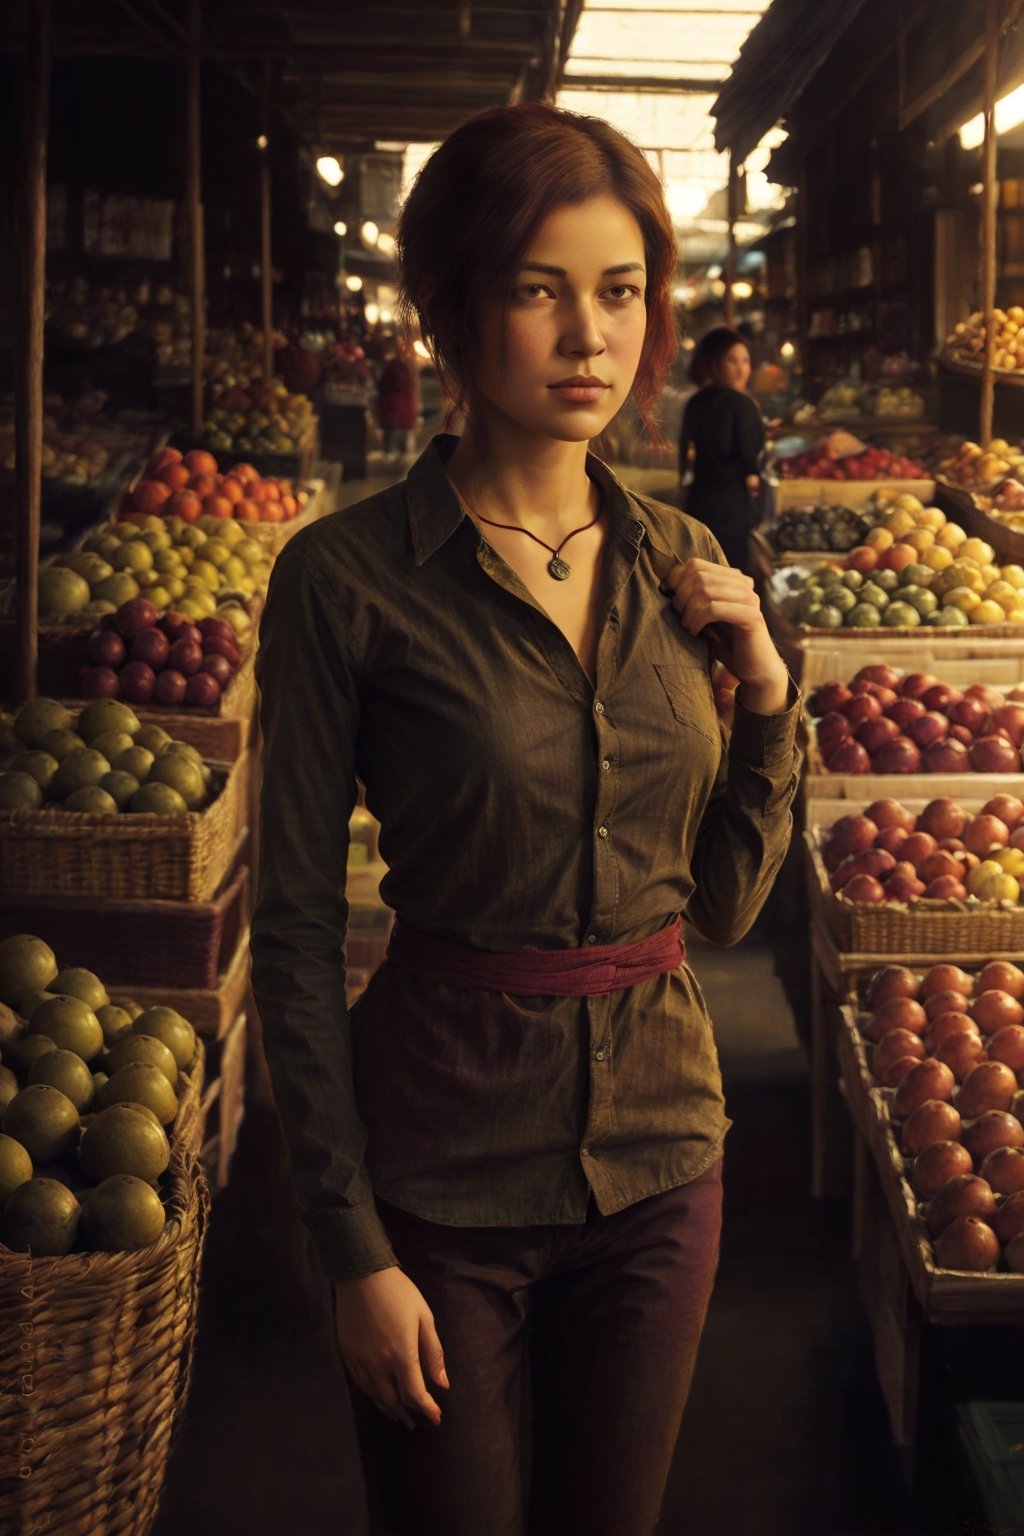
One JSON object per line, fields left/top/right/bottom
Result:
{"left": 602, "top": 284, "right": 643, "bottom": 304}
{"left": 511, "top": 283, "right": 554, "bottom": 303}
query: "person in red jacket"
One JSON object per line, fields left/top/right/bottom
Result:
{"left": 377, "top": 336, "right": 419, "bottom": 468}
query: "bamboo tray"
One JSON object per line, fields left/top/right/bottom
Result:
{"left": 836, "top": 997, "right": 1024, "bottom": 1321}
{"left": 803, "top": 802, "right": 1024, "bottom": 954}
{"left": 0, "top": 753, "right": 248, "bottom": 902}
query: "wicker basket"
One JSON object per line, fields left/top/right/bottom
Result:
{"left": 0, "top": 862, "right": 250, "bottom": 993}
{"left": 112, "top": 922, "right": 252, "bottom": 1041}
{"left": 0, "top": 754, "right": 248, "bottom": 902}
{"left": 803, "top": 814, "right": 1024, "bottom": 955}
{"left": 773, "top": 477, "right": 937, "bottom": 511}
{"left": 0, "top": 1110, "right": 210, "bottom": 1535}
{"left": 199, "top": 1011, "right": 247, "bottom": 1191}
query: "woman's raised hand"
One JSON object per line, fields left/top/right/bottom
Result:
{"left": 334, "top": 1267, "right": 450, "bottom": 1428}
{"left": 660, "top": 557, "right": 790, "bottom": 715}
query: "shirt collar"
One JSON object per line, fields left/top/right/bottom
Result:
{"left": 406, "top": 433, "right": 659, "bottom": 567}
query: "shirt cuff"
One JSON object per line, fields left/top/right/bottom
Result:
{"left": 310, "top": 1201, "right": 399, "bottom": 1282}
{"left": 730, "top": 678, "right": 801, "bottom": 769}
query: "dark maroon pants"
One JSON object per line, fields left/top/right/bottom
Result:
{"left": 351, "top": 1158, "right": 723, "bottom": 1536}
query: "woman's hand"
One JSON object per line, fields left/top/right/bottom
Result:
{"left": 335, "top": 1266, "right": 450, "bottom": 1429}
{"left": 660, "top": 557, "right": 789, "bottom": 715}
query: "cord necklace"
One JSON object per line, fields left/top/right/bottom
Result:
{"left": 462, "top": 496, "right": 602, "bottom": 581}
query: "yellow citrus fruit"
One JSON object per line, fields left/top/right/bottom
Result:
{"left": 971, "top": 598, "right": 1008, "bottom": 625}
{"left": 865, "top": 526, "right": 894, "bottom": 552}
{"left": 903, "top": 527, "right": 935, "bottom": 552}
{"left": 948, "top": 561, "right": 987, "bottom": 593}
{"left": 961, "top": 536, "right": 997, "bottom": 564}
{"left": 883, "top": 509, "right": 916, "bottom": 538}
{"left": 921, "top": 545, "right": 954, "bottom": 571}
{"left": 985, "top": 580, "right": 1020, "bottom": 612}
{"left": 895, "top": 494, "right": 924, "bottom": 512}
{"left": 935, "top": 522, "right": 968, "bottom": 550}
{"left": 993, "top": 848, "right": 1024, "bottom": 878}
{"left": 1000, "top": 563, "right": 1024, "bottom": 589}
{"left": 944, "top": 585, "right": 981, "bottom": 613}
{"left": 915, "top": 506, "right": 947, "bottom": 531}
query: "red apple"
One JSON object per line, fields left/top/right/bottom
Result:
{"left": 867, "top": 798, "right": 917, "bottom": 833}
{"left": 885, "top": 698, "right": 927, "bottom": 731}
{"left": 936, "top": 1030, "right": 988, "bottom": 1080}
{"left": 875, "top": 825, "right": 910, "bottom": 856}
{"left": 872, "top": 1029, "right": 927, "bottom": 1078}
{"left": 817, "top": 712, "right": 852, "bottom": 759}
{"left": 923, "top": 964, "right": 973, "bottom": 998}
{"left": 78, "top": 665, "right": 120, "bottom": 699}
{"left": 842, "top": 873, "right": 887, "bottom": 903}
{"left": 853, "top": 663, "right": 902, "bottom": 691}
{"left": 857, "top": 716, "right": 901, "bottom": 753}
{"left": 917, "top": 798, "right": 968, "bottom": 840}
{"left": 971, "top": 991, "right": 1024, "bottom": 1035}
{"left": 934, "top": 1214, "right": 1000, "bottom": 1271}
{"left": 884, "top": 873, "right": 926, "bottom": 901}
{"left": 843, "top": 693, "right": 883, "bottom": 728}
{"left": 923, "top": 876, "right": 968, "bottom": 901}
{"left": 970, "top": 735, "right": 1022, "bottom": 774}
{"left": 963, "top": 814, "right": 1011, "bottom": 857}
{"left": 925, "top": 1012, "right": 979, "bottom": 1052}
{"left": 113, "top": 597, "right": 158, "bottom": 640}
{"left": 979, "top": 1146, "right": 1024, "bottom": 1196}
{"left": 872, "top": 737, "right": 922, "bottom": 774}
{"left": 908, "top": 712, "right": 949, "bottom": 749}
{"left": 911, "top": 1141, "right": 974, "bottom": 1200}
{"left": 808, "top": 682, "right": 853, "bottom": 717}
{"left": 824, "top": 815, "right": 880, "bottom": 860}
{"left": 901, "top": 1099, "right": 962, "bottom": 1154}
{"left": 845, "top": 849, "right": 898, "bottom": 883}
{"left": 949, "top": 724, "right": 975, "bottom": 746}
{"left": 197, "top": 616, "right": 238, "bottom": 646}
{"left": 863, "top": 996, "right": 928, "bottom": 1043}
{"left": 117, "top": 660, "right": 156, "bottom": 705}
{"left": 201, "top": 634, "right": 240, "bottom": 668}
{"left": 963, "top": 1109, "right": 1024, "bottom": 1163}
{"left": 199, "top": 653, "right": 233, "bottom": 689}
{"left": 922, "top": 738, "right": 971, "bottom": 773}
{"left": 899, "top": 671, "right": 938, "bottom": 700}
{"left": 965, "top": 682, "right": 1008, "bottom": 710}
{"left": 922, "top": 683, "right": 963, "bottom": 713}
{"left": 160, "top": 613, "right": 202, "bottom": 646}
{"left": 901, "top": 832, "right": 939, "bottom": 871}
{"left": 894, "top": 1057, "right": 956, "bottom": 1118}
{"left": 925, "top": 1173, "right": 996, "bottom": 1236}
{"left": 185, "top": 672, "right": 222, "bottom": 708}
{"left": 988, "top": 1025, "right": 1024, "bottom": 1072}
{"left": 986, "top": 704, "right": 1024, "bottom": 748}
{"left": 919, "top": 850, "right": 965, "bottom": 884}
{"left": 130, "top": 628, "right": 170, "bottom": 671}
{"left": 992, "top": 1189, "right": 1024, "bottom": 1245}
{"left": 880, "top": 1054, "right": 924, "bottom": 1088}
{"left": 87, "top": 629, "right": 126, "bottom": 668}
{"left": 948, "top": 697, "right": 989, "bottom": 735}
{"left": 982, "top": 794, "right": 1024, "bottom": 830}
{"left": 957, "top": 1060, "right": 1019, "bottom": 1117}
{"left": 153, "top": 669, "right": 187, "bottom": 707}
{"left": 867, "top": 966, "right": 921, "bottom": 1007}
{"left": 826, "top": 739, "right": 872, "bottom": 774}
{"left": 166, "top": 639, "right": 203, "bottom": 677}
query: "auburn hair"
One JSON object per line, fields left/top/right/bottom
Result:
{"left": 396, "top": 102, "right": 678, "bottom": 442}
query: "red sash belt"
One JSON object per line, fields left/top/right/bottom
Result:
{"left": 385, "top": 917, "right": 685, "bottom": 997}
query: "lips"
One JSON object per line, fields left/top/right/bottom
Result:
{"left": 547, "top": 376, "right": 611, "bottom": 404}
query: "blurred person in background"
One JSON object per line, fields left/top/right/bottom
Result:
{"left": 678, "top": 326, "right": 765, "bottom": 570}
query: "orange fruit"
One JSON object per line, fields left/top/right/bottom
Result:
{"left": 202, "top": 494, "right": 234, "bottom": 520}
{"left": 261, "top": 480, "right": 281, "bottom": 502}
{"left": 183, "top": 449, "right": 218, "bottom": 478}
{"left": 159, "top": 463, "right": 191, "bottom": 491}
{"left": 219, "top": 476, "right": 245, "bottom": 505}
{"left": 879, "top": 542, "right": 917, "bottom": 573}
{"left": 147, "top": 447, "right": 183, "bottom": 475}
{"left": 188, "top": 473, "right": 217, "bottom": 498}
{"left": 259, "top": 500, "right": 284, "bottom": 523}
{"left": 168, "top": 491, "right": 202, "bottom": 524}
{"left": 235, "top": 498, "right": 260, "bottom": 522}
{"left": 280, "top": 494, "right": 297, "bottom": 519}
{"left": 132, "top": 480, "right": 173, "bottom": 515}
{"left": 230, "top": 462, "right": 259, "bottom": 484}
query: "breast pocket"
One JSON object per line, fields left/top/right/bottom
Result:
{"left": 653, "top": 660, "right": 719, "bottom": 744}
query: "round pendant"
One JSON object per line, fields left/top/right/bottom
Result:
{"left": 548, "top": 556, "right": 571, "bottom": 581}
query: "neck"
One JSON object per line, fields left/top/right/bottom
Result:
{"left": 444, "top": 420, "right": 596, "bottom": 531}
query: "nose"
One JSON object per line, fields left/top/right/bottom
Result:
{"left": 558, "top": 296, "right": 606, "bottom": 360}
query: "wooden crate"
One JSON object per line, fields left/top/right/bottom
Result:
{"left": 0, "top": 858, "right": 249, "bottom": 992}
{"left": 111, "top": 922, "right": 251, "bottom": 1041}
{"left": 803, "top": 800, "right": 1024, "bottom": 955}
{"left": 773, "top": 478, "right": 937, "bottom": 511}
{"left": 200, "top": 1010, "right": 247, "bottom": 1191}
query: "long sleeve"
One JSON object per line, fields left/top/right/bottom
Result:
{"left": 250, "top": 538, "right": 398, "bottom": 1281}
{"left": 732, "top": 391, "right": 766, "bottom": 476}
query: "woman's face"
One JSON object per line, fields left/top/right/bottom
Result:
{"left": 712, "top": 343, "right": 751, "bottom": 390}
{"left": 468, "top": 194, "right": 648, "bottom": 444}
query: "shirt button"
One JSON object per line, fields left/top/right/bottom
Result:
{"left": 594, "top": 700, "right": 605, "bottom": 715}
{"left": 597, "top": 825, "right": 609, "bottom": 838}
{"left": 601, "top": 758, "right": 611, "bottom": 771}
{"left": 586, "top": 933, "right": 598, "bottom": 944}
{"left": 581, "top": 1146, "right": 590, "bottom": 1157}
{"left": 595, "top": 1050, "right": 605, "bottom": 1062}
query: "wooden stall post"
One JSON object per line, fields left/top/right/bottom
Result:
{"left": 186, "top": 0, "right": 205, "bottom": 438}
{"left": 725, "top": 149, "right": 738, "bottom": 327}
{"left": 980, "top": 0, "right": 999, "bottom": 448}
{"left": 260, "top": 61, "right": 274, "bottom": 384}
{"left": 13, "top": 0, "right": 51, "bottom": 705}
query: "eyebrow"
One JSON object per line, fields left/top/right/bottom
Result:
{"left": 516, "top": 261, "right": 646, "bottom": 277}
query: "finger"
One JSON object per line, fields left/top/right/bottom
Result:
{"left": 676, "top": 596, "right": 764, "bottom": 636}
{"left": 395, "top": 1354, "right": 443, "bottom": 1426}
{"left": 420, "top": 1317, "right": 450, "bottom": 1391}
{"left": 665, "top": 574, "right": 757, "bottom": 615}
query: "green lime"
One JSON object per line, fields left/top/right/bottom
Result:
{"left": 846, "top": 602, "right": 882, "bottom": 628}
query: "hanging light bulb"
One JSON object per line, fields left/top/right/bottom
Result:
{"left": 361, "top": 220, "right": 380, "bottom": 247}
{"left": 316, "top": 156, "right": 344, "bottom": 187}
{"left": 364, "top": 302, "right": 381, "bottom": 326}
{"left": 376, "top": 232, "right": 396, "bottom": 256}
{"left": 345, "top": 274, "right": 363, "bottom": 293}
{"left": 333, "top": 220, "right": 348, "bottom": 237}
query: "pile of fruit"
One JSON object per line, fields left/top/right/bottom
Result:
{"left": 123, "top": 445, "right": 307, "bottom": 527}
{"left": 199, "top": 381, "right": 315, "bottom": 461}
{"left": 872, "top": 386, "right": 925, "bottom": 419}
{"left": 79, "top": 599, "right": 243, "bottom": 709}
{"left": 974, "top": 476, "right": 1024, "bottom": 533}
{"left": 809, "top": 663, "right": 1024, "bottom": 775}
{"left": 776, "top": 493, "right": 1024, "bottom": 629}
{"left": 937, "top": 437, "right": 1024, "bottom": 490}
{"left": 0, "top": 932, "right": 199, "bottom": 1256}
{"left": 37, "top": 511, "right": 270, "bottom": 625}
{"left": 0, "top": 420, "right": 112, "bottom": 488}
{"left": 820, "top": 795, "right": 1024, "bottom": 906}
{"left": 944, "top": 309, "right": 1024, "bottom": 374}
{"left": 767, "top": 504, "right": 869, "bottom": 554}
{"left": 776, "top": 442, "right": 929, "bottom": 481}
{"left": 0, "top": 697, "right": 219, "bottom": 817}
{"left": 857, "top": 959, "right": 1024, "bottom": 1273}
{"left": 204, "top": 322, "right": 287, "bottom": 397}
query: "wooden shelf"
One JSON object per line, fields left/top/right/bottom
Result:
{"left": 940, "top": 355, "right": 1024, "bottom": 388}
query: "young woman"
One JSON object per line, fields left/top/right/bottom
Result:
{"left": 251, "top": 103, "right": 800, "bottom": 1536}
{"left": 679, "top": 326, "right": 766, "bottom": 570}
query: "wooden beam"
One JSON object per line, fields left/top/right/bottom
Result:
{"left": 261, "top": 62, "right": 274, "bottom": 385}
{"left": 186, "top": 0, "right": 205, "bottom": 438}
{"left": 981, "top": 0, "right": 999, "bottom": 447}
{"left": 13, "top": 0, "right": 49, "bottom": 706}
{"left": 725, "top": 149, "right": 738, "bottom": 327}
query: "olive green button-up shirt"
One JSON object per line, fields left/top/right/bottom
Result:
{"left": 250, "top": 435, "right": 801, "bottom": 1282}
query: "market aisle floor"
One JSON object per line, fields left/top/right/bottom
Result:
{"left": 151, "top": 904, "right": 962, "bottom": 1536}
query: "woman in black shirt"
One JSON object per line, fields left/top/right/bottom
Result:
{"left": 679, "top": 326, "right": 765, "bottom": 569}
